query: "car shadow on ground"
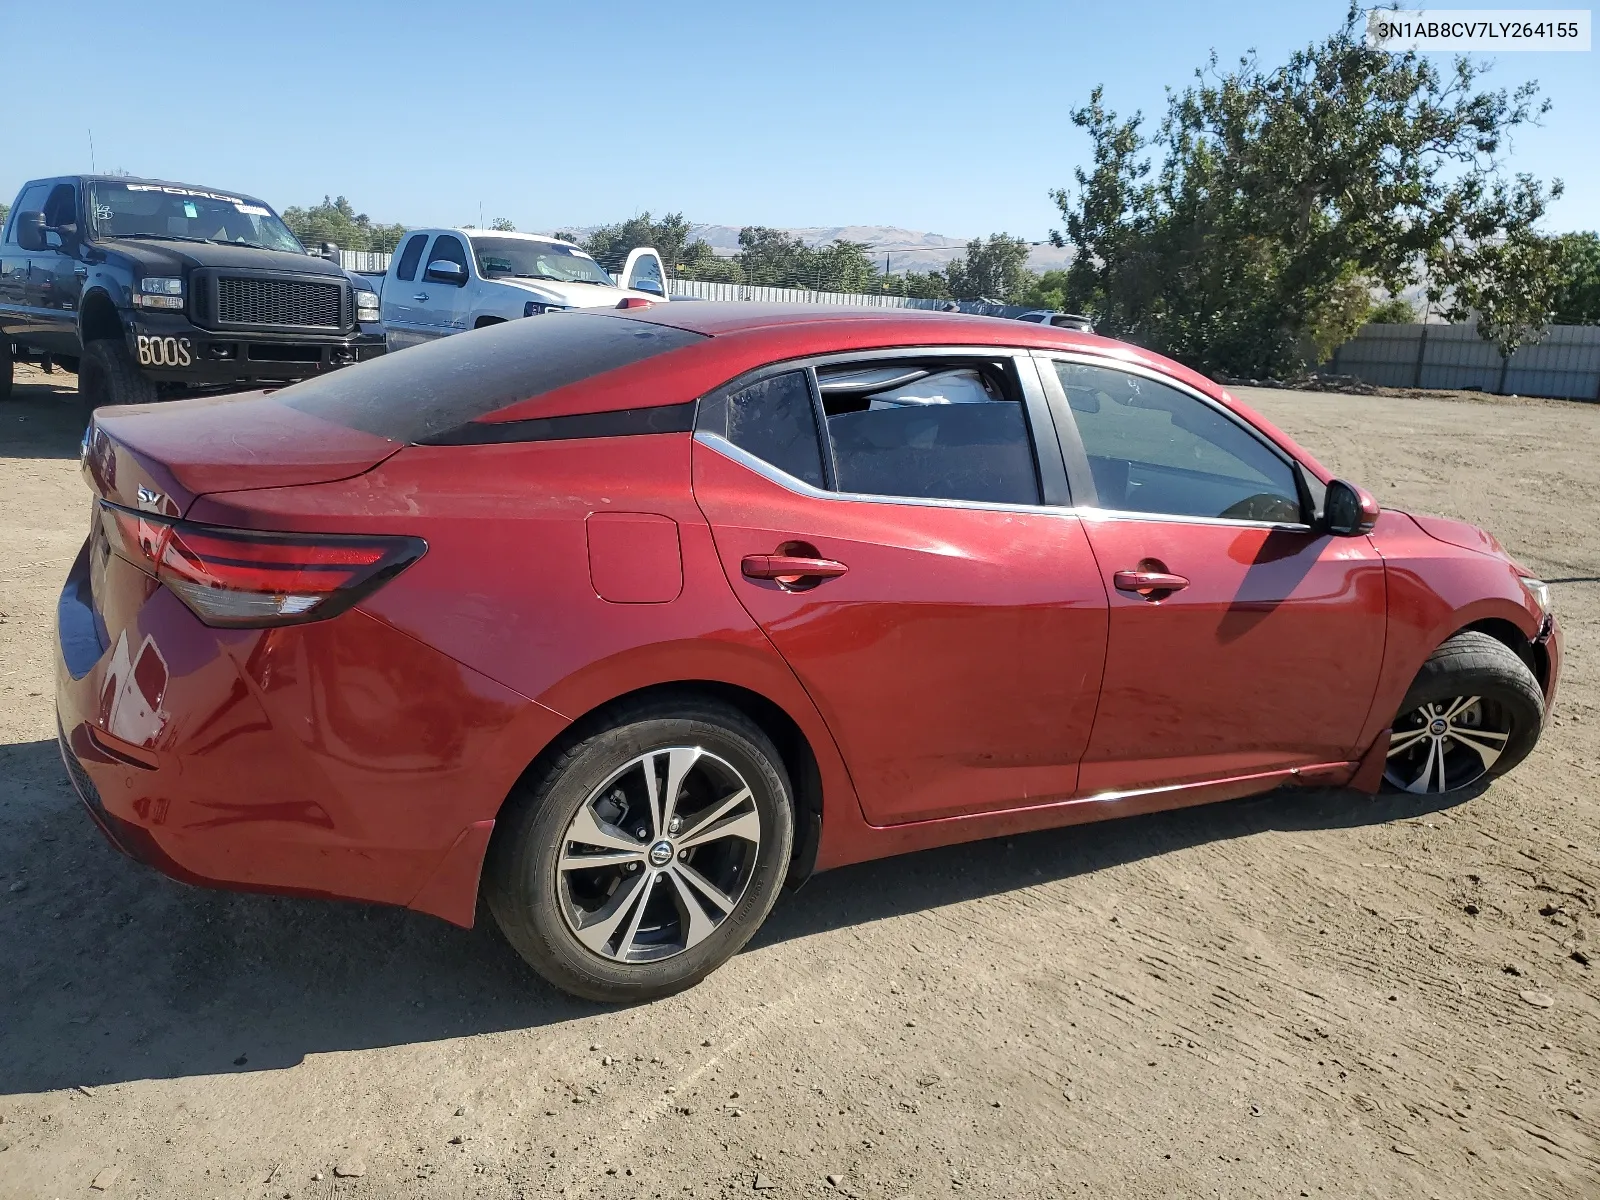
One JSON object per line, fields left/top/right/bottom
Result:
{"left": 0, "top": 734, "right": 1472, "bottom": 1097}
{"left": 0, "top": 375, "right": 85, "bottom": 458}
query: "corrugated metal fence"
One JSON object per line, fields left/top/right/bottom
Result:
{"left": 1329, "top": 322, "right": 1600, "bottom": 401}
{"left": 338, "top": 250, "right": 392, "bottom": 274}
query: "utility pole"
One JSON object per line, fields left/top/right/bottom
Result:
{"left": 89, "top": 129, "right": 95, "bottom": 173}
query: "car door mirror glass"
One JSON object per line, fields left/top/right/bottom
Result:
{"left": 15, "top": 211, "right": 47, "bottom": 252}
{"left": 1323, "top": 478, "right": 1380, "bottom": 535}
{"left": 425, "top": 260, "right": 467, "bottom": 285}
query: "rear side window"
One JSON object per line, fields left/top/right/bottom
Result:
{"left": 394, "top": 234, "right": 427, "bottom": 281}
{"left": 712, "top": 371, "right": 826, "bottom": 488}
{"left": 820, "top": 362, "right": 1040, "bottom": 505}
{"left": 279, "top": 313, "right": 705, "bottom": 443}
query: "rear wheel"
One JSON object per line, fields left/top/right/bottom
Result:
{"left": 485, "top": 697, "right": 794, "bottom": 1003}
{"left": 80, "top": 338, "right": 157, "bottom": 419}
{"left": 1382, "top": 631, "right": 1544, "bottom": 797}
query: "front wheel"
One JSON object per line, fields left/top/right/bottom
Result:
{"left": 484, "top": 697, "right": 795, "bottom": 1003}
{"left": 0, "top": 339, "right": 13, "bottom": 402}
{"left": 79, "top": 338, "right": 157, "bottom": 419}
{"left": 1382, "top": 631, "right": 1545, "bottom": 797}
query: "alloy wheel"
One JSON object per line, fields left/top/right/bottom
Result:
{"left": 556, "top": 747, "right": 762, "bottom": 963}
{"left": 1383, "top": 695, "right": 1512, "bottom": 794}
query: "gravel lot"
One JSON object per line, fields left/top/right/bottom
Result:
{"left": 1, "top": 364, "right": 1595, "bottom": 1200}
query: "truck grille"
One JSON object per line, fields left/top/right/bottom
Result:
{"left": 216, "top": 277, "right": 343, "bottom": 329}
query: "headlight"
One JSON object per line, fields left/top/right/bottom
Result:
{"left": 1520, "top": 577, "right": 1552, "bottom": 615}
{"left": 523, "top": 301, "right": 570, "bottom": 317}
{"left": 355, "top": 289, "right": 380, "bottom": 322}
{"left": 134, "top": 276, "right": 185, "bottom": 310}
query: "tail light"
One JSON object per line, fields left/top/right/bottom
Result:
{"left": 98, "top": 501, "right": 425, "bottom": 628}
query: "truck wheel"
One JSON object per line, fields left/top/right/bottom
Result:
{"left": 80, "top": 339, "right": 156, "bottom": 418}
{"left": 0, "top": 340, "right": 12, "bottom": 402}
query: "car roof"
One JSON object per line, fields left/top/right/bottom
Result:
{"left": 625, "top": 302, "right": 1143, "bottom": 362}
{"left": 69, "top": 175, "right": 270, "bottom": 202}
{"left": 432, "top": 228, "right": 583, "bottom": 247}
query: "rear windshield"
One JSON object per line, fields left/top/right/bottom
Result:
{"left": 279, "top": 313, "right": 704, "bottom": 442}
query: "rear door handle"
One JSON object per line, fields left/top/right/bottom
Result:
{"left": 742, "top": 554, "right": 848, "bottom": 581}
{"left": 1113, "top": 568, "right": 1189, "bottom": 597}
{"left": 413, "top": 293, "right": 429, "bottom": 302}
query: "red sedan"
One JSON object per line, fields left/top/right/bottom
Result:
{"left": 56, "top": 305, "right": 1561, "bottom": 1002}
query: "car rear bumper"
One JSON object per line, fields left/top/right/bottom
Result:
{"left": 54, "top": 537, "right": 565, "bottom": 925}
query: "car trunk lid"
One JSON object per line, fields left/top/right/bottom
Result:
{"left": 85, "top": 390, "right": 404, "bottom": 515}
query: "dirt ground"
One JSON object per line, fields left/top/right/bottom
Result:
{"left": 1, "top": 362, "right": 1595, "bottom": 1200}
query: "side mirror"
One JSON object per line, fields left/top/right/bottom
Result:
{"left": 320, "top": 241, "right": 340, "bottom": 260}
{"left": 633, "top": 278, "right": 665, "bottom": 296}
{"left": 424, "top": 259, "right": 468, "bottom": 286}
{"left": 1324, "top": 478, "right": 1380, "bottom": 536}
{"left": 15, "top": 211, "right": 47, "bottom": 252}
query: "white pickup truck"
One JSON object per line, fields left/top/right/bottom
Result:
{"left": 378, "top": 229, "right": 668, "bottom": 350}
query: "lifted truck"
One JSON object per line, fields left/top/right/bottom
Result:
{"left": 0, "top": 175, "right": 385, "bottom": 418}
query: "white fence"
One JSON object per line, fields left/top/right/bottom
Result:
{"left": 668, "top": 277, "right": 943, "bottom": 309}
{"left": 336, "top": 251, "right": 1025, "bottom": 315}
{"left": 338, "top": 250, "right": 391, "bottom": 274}
{"left": 1329, "top": 322, "right": 1600, "bottom": 401}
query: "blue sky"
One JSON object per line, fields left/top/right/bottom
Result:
{"left": 2, "top": 1, "right": 1595, "bottom": 240}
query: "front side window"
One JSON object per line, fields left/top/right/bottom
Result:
{"left": 395, "top": 234, "right": 427, "bottom": 281}
{"left": 469, "top": 237, "right": 615, "bottom": 286}
{"left": 87, "top": 180, "right": 303, "bottom": 253}
{"left": 42, "top": 183, "right": 78, "bottom": 230}
{"left": 1052, "top": 361, "right": 1302, "bottom": 523}
{"left": 428, "top": 234, "right": 469, "bottom": 270}
{"left": 3, "top": 183, "right": 49, "bottom": 244}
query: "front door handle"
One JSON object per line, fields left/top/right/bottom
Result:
{"left": 1113, "top": 568, "right": 1189, "bottom": 597}
{"left": 742, "top": 554, "right": 848, "bottom": 581}
{"left": 413, "top": 293, "right": 429, "bottom": 302}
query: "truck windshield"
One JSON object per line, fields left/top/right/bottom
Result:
{"left": 87, "top": 181, "right": 305, "bottom": 253}
{"left": 470, "top": 237, "right": 615, "bottom": 286}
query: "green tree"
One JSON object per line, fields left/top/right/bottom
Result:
{"left": 944, "top": 233, "right": 1034, "bottom": 302}
{"left": 0, "top": 202, "right": 8, "bottom": 230}
{"left": 1365, "top": 295, "right": 1418, "bottom": 324}
{"left": 1018, "top": 269, "right": 1073, "bottom": 311}
{"left": 581, "top": 212, "right": 714, "bottom": 277}
{"left": 1052, "top": 6, "right": 1564, "bottom": 376}
{"left": 1549, "top": 231, "right": 1600, "bottom": 324}
{"left": 279, "top": 196, "right": 407, "bottom": 254}
{"left": 489, "top": 216, "right": 516, "bottom": 232}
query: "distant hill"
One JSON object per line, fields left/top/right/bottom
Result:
{"left": 547, "top": 222, "right": 1074, "bottom": 276}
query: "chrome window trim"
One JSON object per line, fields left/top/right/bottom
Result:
{"left": 695, "top": 431, "right": 1311, "bottom": 532}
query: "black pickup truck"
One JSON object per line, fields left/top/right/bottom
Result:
{"left": 0, "top": 175, "right": 385, "bottom": 416}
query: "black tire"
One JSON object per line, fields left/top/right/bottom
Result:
{"left": 79, "top": 338, "right": 157, "bottom": 419}
{"left": 484, "top": 695, "right": 795, "bottom": 1003}
{"left": 0, "top": 340, "right": 12, "bottom": 402}
{"left": 1381, "top": 630, "right": 1544, "bottom": 797}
